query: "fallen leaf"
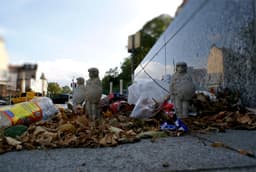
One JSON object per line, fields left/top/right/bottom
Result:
{"left": 59, "top": 135, "right": 78, "bottom": 146}
{"left": 58, "top": 123, "right": 76, "bottom": 134}
{"left": 238, "top": 149, "right": 255, "bottom": 157}
{"left": 136, "top": 131, "right": 168, "bottom": 139}
{"left": 5, "top": 137, "right": 22, "bottom": 146}
{"left": 75, "top": 115, "right": 89, "bottom": 128}
{"left": 33, "top": 126, "right": 48, "bottom": 136}
{"left": 211, "top": 141, "right": 225, "bottom": 148}
{"left": 109, "top": 126, "right": 123, "bottom": 135}
{"left": 99, "top": 133, "right": 117, "bottom": 146}
{"left": 237, "top": 115, "right": 251, "bottom": 124}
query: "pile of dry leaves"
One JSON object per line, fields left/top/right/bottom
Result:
{"left": 188, "top": 88, "right": 256, "bottom": 132}
{"left": 183, "top": 111, "right": 256, "bottom": 132}
{"left": 0, "top": 109, "right": 174, "bottom": 154}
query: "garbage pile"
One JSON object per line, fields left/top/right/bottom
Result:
{"left": 101, "top": 93, "right": 133, "bottom": 117}
{"left": 0, "top": 89, "right": 255, "bottom": 154}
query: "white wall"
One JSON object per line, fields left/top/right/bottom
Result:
{"left": 30, "top": 78, "right": 48, "bottom": 94}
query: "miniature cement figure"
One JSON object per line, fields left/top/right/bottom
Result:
{"left": 71, "top": 77, "right": 86, "bottom": 113}
{"left": 170, "top": 62, "right": 195, "bottom": 118}
{"left": 85, "top": 67, "right": 102, "bottom": 120}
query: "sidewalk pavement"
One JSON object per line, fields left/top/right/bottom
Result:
{"left": 0, "top": 129, "right": 256, "bottom": 172}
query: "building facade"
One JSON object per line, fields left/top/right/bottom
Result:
{"left": 134, "top": 0, "right": 256, "bottom": 107}
{"left": 0, "top": 37, "right": 48, "bottom": 97}
{"left": 0, "top": 37, "right": 9, "bottom": 97}
{"left": 8, "top": 64, "right": 48, "bottom": 96}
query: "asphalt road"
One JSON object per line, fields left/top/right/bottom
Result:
{"left": 1, "top": 130, "right": 256, "bottom": 172}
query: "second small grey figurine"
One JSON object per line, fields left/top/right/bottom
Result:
{"left": 85, "top": 67, "right": 102, "bottom": 120}
{"left": 72, "top": 77, "right": 86, "bottom": 113}
{"left": 170, "top": 62, "right": 195, "bottom": 118}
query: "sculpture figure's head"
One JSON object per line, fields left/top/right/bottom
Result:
{"left": 76, "top": 77, "right": 85, "bottom": 85}
{"left": 176, "top": 62, "right": 187, "bottom": 73}
{"left": 88, "top": 67, "right": 99, "bottom": 79}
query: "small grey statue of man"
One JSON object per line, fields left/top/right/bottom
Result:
{"left": 71, "top": 77, "right": 86, "bottom": 113}
{"left": 85, "top": 67, "right": 102, "bottom": 120}
{"left": 170, "top": 62, "right": 195, "bottom": 118}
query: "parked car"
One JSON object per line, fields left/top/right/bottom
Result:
{"left": 0, "top": 99, "right": 8, "bottom": 105}
{"left": 50, "top": 94, "right": 72, "bottom": 104}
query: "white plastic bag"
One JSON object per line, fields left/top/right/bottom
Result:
{"left": 128, "top": 79, "right": 169, "bottom": 105}
{"left": 130, "top": 97, "right": 156, "bottom": 118}
{"left": 195, "top": 90, "right": 216, "bottom": 101}
{"left": 128, "top": 79, "right": 170, "bottom": 118}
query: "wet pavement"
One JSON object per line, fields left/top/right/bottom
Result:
{"left": 0, "top": 129, "right": 256, "bottom": 172}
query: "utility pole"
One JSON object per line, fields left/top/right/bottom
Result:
{"left": 128, "top": 31, "right": 141, "bottom": 83}
{"left": 71, "top": 76, "right": 76, "bottom": 94}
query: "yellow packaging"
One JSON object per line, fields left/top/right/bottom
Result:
{"left": 0, "top": 102, "right": 42, "bottom": 127}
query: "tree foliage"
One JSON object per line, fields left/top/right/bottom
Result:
{"left": 102, "top": 67, "right": 120, "bottom": 94}
{"left": 143, "top": 14, "right": 172, "bottom": 38}
{"left": 102, "top": 14, "right": 173, "bottom": 93}
{"left": 61, "top": 85, "right": 72, "bottom": 94}
{"left": 105, "top": 67, "right": 119, "bottom": 78}
{"left": 47, "top": 82, "right": 62, "bottom": 95}
{"left": 133, "top": 14, "right": 173, "bottom": 69}
{"left": 119, "top": 57, "right": 132, "bottom": 87}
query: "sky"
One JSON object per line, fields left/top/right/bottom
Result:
{"left": 0, "top": 0, "right": 182, "bottom": 86}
